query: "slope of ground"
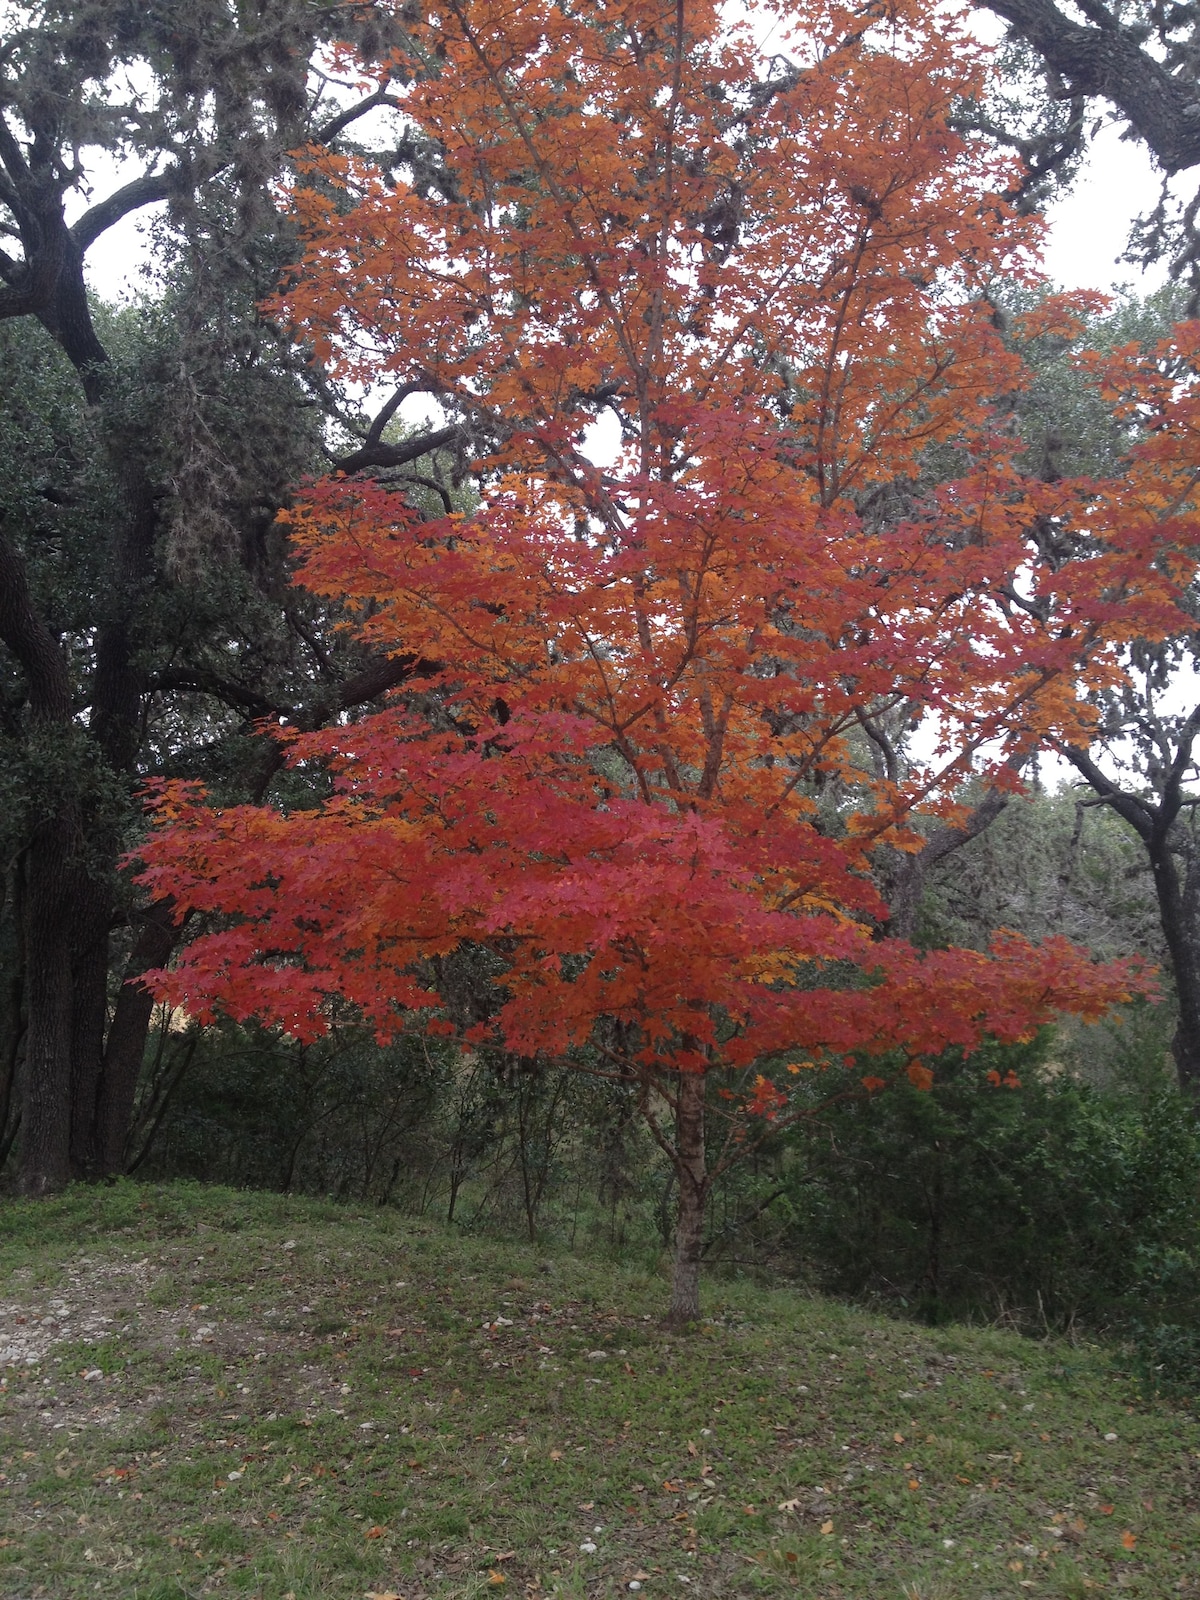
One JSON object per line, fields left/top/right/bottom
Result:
{"left": 0, "top": 1183, "right": 1197, "bottom": 1598}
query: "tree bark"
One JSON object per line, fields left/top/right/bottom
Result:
{"left": 979, "top": 0, "right": 1200, "bottom": 174}
{"left": 95, "top": 899, "right": 182, "bottom": 1176}
{"left": 666, "top": 1070, "right": 708, "bottom": 1328}
{"left": 1057, "top": 731, "right": 1200, "bottom": 1095}
{"left": 0, "top": 528, "right": 82, "bottom": 1192}
{"left": 19, "top": 817, "right": 76, "bottom": 1193}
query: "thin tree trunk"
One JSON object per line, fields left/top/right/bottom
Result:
{"left": 1058, "top": 735, "right": 1200, "bottom": 1097}
{"left": 1154, "top": 839, "right": 1200, "bottom": 1094}
{"left": 0, "top": 855, "right": 27, "bottom": 1165}
{"left": 67, "top": 873, "right": 114, "bottom": 1176}
{"left": 666, "top": 1069, "right": 708, "bottom": 1329}
{"left": 96, "top": 897, "right": 182, "bottom": 1174}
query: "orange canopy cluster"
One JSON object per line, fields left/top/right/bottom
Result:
{"left": 138, "top": 0, "right": 1197, "bottom": 1093}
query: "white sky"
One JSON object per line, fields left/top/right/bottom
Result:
{"left": 1040, "top": 123, "right": 1167, "bottom": 295}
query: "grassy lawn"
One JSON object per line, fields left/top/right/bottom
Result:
{"left": 1, "top": 1183, "right": 1198, "bottom": 1599}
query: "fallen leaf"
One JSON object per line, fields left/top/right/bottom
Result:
{"left": 820, "top": 1521, "right": 834, "bottom": 1536}
{"left": 1100, "top": 1504, "right": 1114, "bottom": 1516}
{"left": 364, "top": 1525, "right": 388, "bottom": 1539}
{"left": 1121, "top": 1530, "right": 1137, "bottom": 1551}
{"left": 487, "top": 1572, "right": 506, "bottom": 1586}
{"left": 686, "top": 1441, "right": 697, "bottom": 1456}
{"left": 893, "top": 1432, "right": 904, "bottom": 1443}
{"left": 364, "top": 1592, "right": 403, "bottom": 1599}
{"left": 549, "top": 1450, "right": 563, "bottom": 1462}
{"left": 777, "top": 1498, "right": 801, "bottom": 1512}
{"left": 908, "top": 1479, "right": 920, "bottom": 1491}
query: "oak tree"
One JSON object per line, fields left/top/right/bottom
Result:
{"left": 0, "top": 0, "right": 471, "bottom": 1192}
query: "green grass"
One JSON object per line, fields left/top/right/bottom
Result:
{"left": 1, "top": 1182, "right": 1198, "bottom": 1599}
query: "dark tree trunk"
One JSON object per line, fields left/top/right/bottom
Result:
{"left": 1148, "top": 835, "right": 1200, "bottom": 1095}
{"left": 19, "top": 817, "right": 76, "bottom": 1193}
{"left": 1059, "top": 727, "right": 1200, "bottom": 1096}
{"left": 0, "top": 528, "right": 82, "bottom": 1192}
{"left": 67, "top": 873, "right": 115, "bottom": 1177}
{"left": 666, "top": 1070, "right": 708, "bottom": 1329}
{"left": 0, "top": 856, "right": 27, "bottom": 1155}
{"left": 94, "top": 898, "right": 181, "bottom": 1176}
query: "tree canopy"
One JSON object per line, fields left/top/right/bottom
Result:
{"left": 131, "top": 0, "right": 1199, "bottom": 1320}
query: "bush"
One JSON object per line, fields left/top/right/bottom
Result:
{"left": 783, "top": 1033, "right": 1200, "bottom": 1369}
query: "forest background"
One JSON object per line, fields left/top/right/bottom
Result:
{"left": 7, "top": 0, "right": 1200, "bottom": 1365}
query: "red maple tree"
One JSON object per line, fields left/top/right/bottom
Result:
{"left": 137, "top": 0, "right": 1193, "bottom": 1321}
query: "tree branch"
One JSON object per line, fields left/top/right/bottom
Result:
{"left": 317, "top": 85, "right": 404, "bottom": 146}
{"left": 333, "top": 423, "right": 462, "bottom": 476}
{"left": 978, "top": 0, "right": 1200, "bottom": 172}
{"left": 70, "top": 173, "right": 173, "bottom": 256}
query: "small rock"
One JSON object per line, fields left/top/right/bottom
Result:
{"left": 586, "top": 1350, "right": 608, "bottom": 1361}
{"left": 579, "top": 1541, "right": 597, "bottom": 1554}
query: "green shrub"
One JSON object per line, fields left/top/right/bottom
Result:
{"left": 782, "top": 1034, "right": 1200, "bottom": 1369}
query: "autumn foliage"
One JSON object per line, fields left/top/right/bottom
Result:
{"left": 136, "top": 0, "right": 1200, "bottom": 1318}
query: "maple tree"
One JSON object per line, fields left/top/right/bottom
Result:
{"left": 137, "top": 0, "right": 1197, "bottom": 1322}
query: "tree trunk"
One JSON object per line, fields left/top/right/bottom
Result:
{"left": 94, "top": 898, "right": 181, "bottom": 1175}
{"left": 19, "top": 818, "right": 76, "bottom": 1194}
{"left": 1149, "top": 836, "right": 1200, "bottom": 1095}
{"left": 1058, "top": 737, "right": 1200, "bottom": 1097}
{"left": 666, "top": 1069, "right": 708, "bottom": 1328}
{"left": 0, "top": 529, "right": 80, "bottom": 1193}
{"left": 67, "top": 872, "right": 115, "bottom": 1177}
